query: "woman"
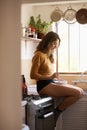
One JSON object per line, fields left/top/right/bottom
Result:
{"left": 30, "top": 31, "right": 84, "bottom": 119}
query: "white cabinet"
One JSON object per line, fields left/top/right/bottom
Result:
{"left": 21, "top": 37, "right": 40, "bottom": 85}
{"left": 21, "top": 36, "right": 41, "bottom": 59}
{"left": 56, "top": 96, "right": 87, "bottom": 130}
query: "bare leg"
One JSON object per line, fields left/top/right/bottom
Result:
{"left": 39, "top": 83, "right": 84, "bottom": 111}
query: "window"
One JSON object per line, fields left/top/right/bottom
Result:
{"left": 53, "top": 21, "right": 87, "bottom": 73}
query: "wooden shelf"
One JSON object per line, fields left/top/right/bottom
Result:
{"left": 21, "top": 36, "right": 41, "bottom": 43}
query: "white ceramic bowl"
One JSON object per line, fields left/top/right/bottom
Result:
{"left": 54, "top": 80, "right": 67, "bottom": 85}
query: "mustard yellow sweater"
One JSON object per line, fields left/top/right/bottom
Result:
{"left": 30, "top": 51, "right": 55, "bottom": 80}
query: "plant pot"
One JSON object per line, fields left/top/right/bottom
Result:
{"left": 37, "top": 32, "right": 45, "bottom": 39}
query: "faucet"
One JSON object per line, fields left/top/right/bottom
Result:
{"left": 79, "top": 70, "right": 87, "bottom": 81}
{"left": 72, "top": 70, "right": 87, "bottom": 84}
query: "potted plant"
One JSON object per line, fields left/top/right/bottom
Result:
{"left": 28, "top": 14, "right": 53, "bottom": 39}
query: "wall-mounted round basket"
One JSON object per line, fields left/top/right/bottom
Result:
{"left": 76, "top": 8, "right": 87, "bottom": 24}
{"left": 63, "top": 6, "right": 76, "bottom": 23}
{"left": 63, "top": 6, "right": 77, "bottom": 24}
{"left": 50, "top": 7, "right": 63, "bottom": 22}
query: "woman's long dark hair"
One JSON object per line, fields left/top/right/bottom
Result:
{"left": 35, "top": 31, "right": 61, "bottom": 63}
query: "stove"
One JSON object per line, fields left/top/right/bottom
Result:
{"left": 26, "top": 94, "right": 55, "bottom": 130}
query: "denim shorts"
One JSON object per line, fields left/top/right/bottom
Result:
{"left": 37, "top": 79, "right": 54, "bottom": 93}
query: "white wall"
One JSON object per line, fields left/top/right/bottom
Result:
{"left": 0, "top": 0, "right": 22, "bottom": 130}
{"left": 22, "top": 0, "right": 87, "bottom": 4}
{"left": 21, "top": 1, "right": 87, "bottom": 27}
{"left": 21, "top": 4, "right": 34, "bottom": 27}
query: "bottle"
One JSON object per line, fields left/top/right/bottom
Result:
{"left": 25, "top": 27, "right": 28, "bottom": 37}
{"left": 28, "top": 27, "right": 33, "bottom": 37}
{"left": 21, "top": 75, "right": 28, "bottom": 100}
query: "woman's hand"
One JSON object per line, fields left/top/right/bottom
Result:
{"left": 51, "top": 72, "right": 59, "bottom": 79}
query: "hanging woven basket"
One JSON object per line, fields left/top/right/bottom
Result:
{"left": 63, "top": 6, "right": 77, "bottom": 24}
{"left": 76, "top": 8, "right": 87, "bottom": 24}
{"left": 50, "top": 7, "right": 63, "bottom": 22}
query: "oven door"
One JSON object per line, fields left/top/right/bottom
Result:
{"left": 35, "top": 109, "right": 55, "bottom": 130}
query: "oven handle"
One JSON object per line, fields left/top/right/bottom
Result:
{"left": 38, "top": 111, "right": 54, "bottom": 118}
{"left": 43, "top": 111, "right": 54, "bottom": 118}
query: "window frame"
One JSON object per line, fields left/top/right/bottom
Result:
{"left": 53, "top": 21, "right": 87, "bottom": 73}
